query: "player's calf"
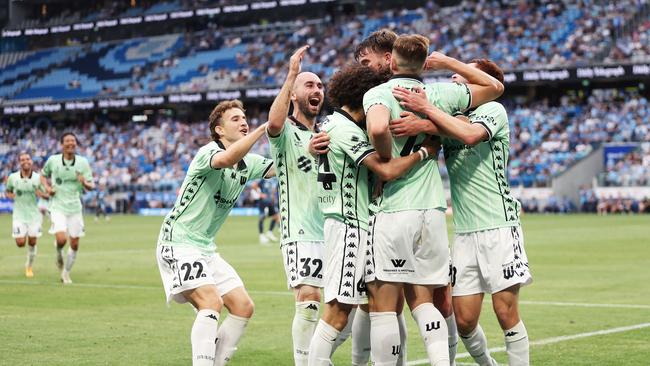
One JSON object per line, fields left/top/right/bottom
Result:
{"left": 215, "top": 287, "right": 254, "bottom": 366}
{"left": 184, "top": 285, "right": 223, "bottom": 366}
{"left": 492, "top": 285, "right": 529, "bottom": 366}
{"left": 308, "top": 300, "right": 354, "bottom": 366}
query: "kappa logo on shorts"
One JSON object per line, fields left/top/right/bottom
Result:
{"left": 391, "top": 259, "right": 406, "bottom": 268}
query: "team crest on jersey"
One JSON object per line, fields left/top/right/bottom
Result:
{"left": 56, "top": 178, "right": 62, "bottom": 185}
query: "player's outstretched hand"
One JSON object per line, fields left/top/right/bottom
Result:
{"left": 309, "top": 131, "right": 330, "bottom": 155}
{"left": 421, "top": 136, "right": 442, "bottom": 158}
{"left": 392, "top": 86, "right": 429, "bottom": 114}
{"left": 46, "top": 186, "right": 56, "bottom": 196}
{"left": 289, "top": 45, "right": 310, "bottom": 75}
{"left": 390, "top": 111, "right": 438, "bottom": 137}
{"left": 424, "top": 51, "right": 451, "bottom": 71}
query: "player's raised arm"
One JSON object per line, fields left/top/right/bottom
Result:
{"left": 211, "top": 122, "right": 268, "bottom": 168}
{"left": 267, "top": 45, "right": 309, "bottom": 137}
{"left": 5, "top": 176, "right": 16, "bottom": 199}
{"left": 426, "top": 52, "right": 504, "bottom": 108}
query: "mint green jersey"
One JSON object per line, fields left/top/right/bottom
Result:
{"left": 443, "top": 101, "right": 521, "bottom": 233}
{"left": 41, "top": 154, "right": 93, "bottom": 215}
{"left": 6, "top": 171, "right": 41, "bottom": 223}
{"left": 159, "top": 141, "right": 273, "bottom": 253}
{"left": 317, "top": 110, "right": 375, "bottom": 231}
{"left": 268, "top": 118, "right": 325, "bottom": 244}
{"left": 362, "top": 76, "right": 471, "bottom": 213}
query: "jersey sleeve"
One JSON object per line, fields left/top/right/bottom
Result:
{"left": 5, "top": 175, "right": 14, "bottom": 192}
{"left": 247, "top": 154, "right": 274, "bottom": 180}
{"left": 363, "top": 87, "right": 391, "bottom": 114}
{"left": 468, "top": 102, "right": 508, "bottom": 141}
{"left": 429, "top": 82, "right": 472, "bottom": 115}
{"left": 41, "top": 157, "right": 53, "bottom": 178}
{"left": 332, "top": 124, "right": 376, "bottom": 166}
{"left": 188, "top": 145, "right": 223, "bottom": 176}
{"left": 266, "top": 120, "right": 289, "bottom": 151}
{"left": 79, "top": 159, "right": 93, "bottom": 181}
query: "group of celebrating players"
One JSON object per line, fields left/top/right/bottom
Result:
{"left": 155, "top": 28, "right": 533, "bottom": 366}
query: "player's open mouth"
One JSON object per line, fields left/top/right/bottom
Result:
{"left": 308, "top": 97, "right": 321, "bottom": 107}
{"left": 240, "top": 128, "right": 248, "bottom": 135}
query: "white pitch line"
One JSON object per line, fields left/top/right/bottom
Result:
{"left": 406, "top": 322, "right": 650, "bottom": 365}
{"left": 0, "top": 279, "right": 649, "bottom": 309}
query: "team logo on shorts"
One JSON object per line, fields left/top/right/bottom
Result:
{"left": 502, "top": 262, "right": 515, "bottom": 280}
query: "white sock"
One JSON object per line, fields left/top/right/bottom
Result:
{"left": 293, "top": 301, "right": 320, "bottom": 365}
{"left": 308, "top": 319, "right": 339, "bottom": 366}
{"left": 351, "top": 308, "right": 371, "bottom": 366}
{"left": 397, "top": 312, "right": 408, "bottom": 366}
{"left": 64, "top": 248, "right": 77, "bottom": 272}
{"left": 26, "top": 245, "right": 37, "bottom": 267}
{"left": 412, "top": 303, "right": 449, "bottom": 366}
{"left": 459, "top": 324, "right": 496, "bottom": 366}
{"left": 446, "top": 314, "right": 458, "bottom": 366}
{"left": 331, "top": 307, "right": 355, "bottom": 356}
{"left": 369, "top": 312, "right": 400, "bottom": 366}
{"left": 214, "top": 314, "right": 249, "bottom": 366}
{"left": 191, "top": 309, "right": 219, "bottom": 366}
{"left": 504, "top": 321, "right": 529, "bottom": 366}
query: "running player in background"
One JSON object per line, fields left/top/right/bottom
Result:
{"left": 5, "top": 152, "right": 47, "bottom": 278}
{"left": 363, "top": 34, "right": 504, "bottom": 366}
{"left": 267, "top": 45, "right": 327, "bottom": 365}
{"left": 156, "top": 100, "right": 274, "bottom": 366}
{"left": 307, "top": 64, "right": 440, "bottom": 366}
{"left": 251, "top": 180, "right": 278, "bottom": 245}
{"left": 40, "top": 132, "right": 95, "bottom": 284}
{"left": 392, "top": 59, "right": 531, "bottom": 366}
{"left": 94, "top": 184, "right": 109, "bottom": 222}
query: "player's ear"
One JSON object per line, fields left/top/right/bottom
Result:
{"left": 383, "top": 52, "right": 391, "bottom": 64}
{"left": 214, "top": 123, "right": 225, "bottom": 139}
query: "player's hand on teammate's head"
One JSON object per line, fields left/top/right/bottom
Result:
{"left": 424, "top": 51, "right": 451, "bottom": 71}
{"left": 392, "top": 86, "right": 429, "bottom": 113}
{"left": 309, "top": 131, "right": 330, "bottom": 155}
{"left": 289, "top": 45, "right": 310, "bottom": 75}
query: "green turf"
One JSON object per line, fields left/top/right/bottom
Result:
{"left": 0, "top": 214, "right": 648, "bottom": 365}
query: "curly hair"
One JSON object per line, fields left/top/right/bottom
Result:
{"left": 208, "top": 99, "right": 245, "bottom": 141}
{"left": 469, "top": 58, "right": 505, "bottom": 83}
{"left": 354, "top": 29, "right": 398, "bottom": 61}
{"left": 327, "top": 64, "right": 391, "bottom": 111}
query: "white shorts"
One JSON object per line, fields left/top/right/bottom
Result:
{"left": 367, "top": 209, "right": 450, "bottom": 286}
{"left": 281, "top": 240, "right": 325, "bottom": 289}
{"left": 49, "top": 211, "right": 85, "bottom": 238}
{"left": 323, "top": 219, "right": 369, "bottom": 305}
{"left": 157, "top": 244, "right": 244, "bottom": 304}
{"left": 12, "top": 218, "right": 42, "bottom": 238}
{"left": 451, "top": 225, "right": 532, "bottom": 296}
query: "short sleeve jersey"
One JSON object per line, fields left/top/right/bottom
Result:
{"left": 158, "top": 141, "right": 273, "bottom": 253}
{"left": 6, "top": 171, "right": 41, "bottom": 223}
{"left": 443, "top": 101, "right": 521, "bottom": 233}
{"left": 362, "top": 76, "right": 471, "bottom": 213}
{"left": 317, "top": 109, "right": 375, "bottom": 231}
{"left": 268, "top": 118, "right": 325, "bottom": 244}
{"left": 42, "top": 154, "right": 93, "bottom": 215}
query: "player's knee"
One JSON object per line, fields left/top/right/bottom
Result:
{"left": 295, "top": 285, "right": 321, "bottom": 302}
{"left": 69, "top": 240, "right": 79, "bottom": 251}
{"left": 493, "top": 300, "right": 518, "bottom": 326}
{"left": 28, "top": 238, "right": 37, "bottom": 246}
{"left": 455, "top": 312, "right": 478, "bottom": 335}
{"left": 235, "top": 297, "right": 255, "bottom": 318}
{"left": 433, "top": 289, "right": 453, "bottom": 317}
{"left": 15, "top": 238, "right": 26, "bottom": 247}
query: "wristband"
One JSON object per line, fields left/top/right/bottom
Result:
{"left": 418, "top": 148, "right": 428, "bottom": 161}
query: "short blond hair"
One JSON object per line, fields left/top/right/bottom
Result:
{"left": 392, "top": 34, "right": 429, "bottom": 72}
{"left": 209, "top": 99, "right": 245, "bottom": 141}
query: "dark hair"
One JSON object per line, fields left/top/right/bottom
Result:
{"left": 327, "top": 64, "right": 391, "bottom": 111}
{"left": 469, "top": 58, "right": 505, "bottom": 83}
{"left": 354, "top": 29, "right": 398, "bottom": 61}
{"left": 60, "top": 132, "right": 78, "bottom": 144}
{"left": 209, "top": 99, "right": 245, "bottom": 141}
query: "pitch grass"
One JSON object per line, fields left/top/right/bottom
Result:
{"left": 0, "top": 214, "right": 648, "bottom": 365}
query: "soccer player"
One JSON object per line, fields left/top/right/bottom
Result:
{"left": 392, "top": 59, "right": 532, "bottom": 366}
{"left": 363, "top": 35, "right": 503, "bottom": 366}
{"left": 250, "top": 180, "right": 278, "bottom": 245}
{"left": 94, "top": 184, "right": 109, "bottom": 222}
{"left": 266, "top": 45, "right": 327, "bottom": 365}
{"left": 40, "top": 132, "right": 95, "bottom": 284}
{"left": 5, "top": 152, "right": 46, "bottom": 277}
{"left": 156, "top": 100, "right": 274, "bottom": 366}
{"left": 307, "top": 64, "right": 440, "bottom": 366}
